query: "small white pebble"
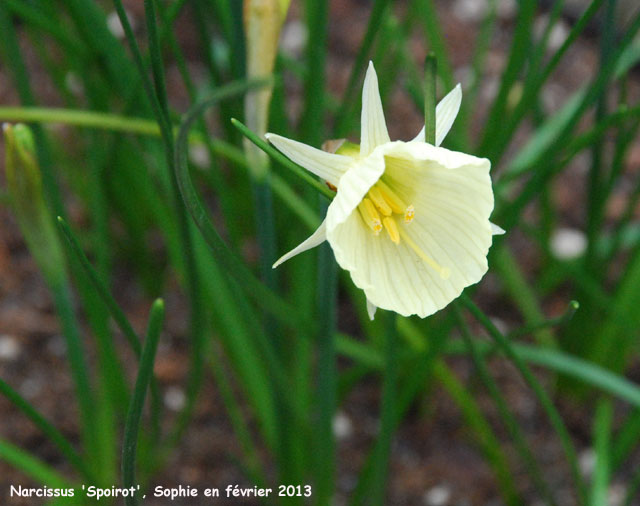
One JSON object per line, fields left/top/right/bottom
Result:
{"left": 423, "top": 484, "right": 451, "bottom": 506}
{"left": 164, "top": 386, "right": 186, "bottom": 412}
{"left": 548, "top": 21, "right": 569, "bottom": 52}
{"left": 189, "top": 144, "right": 211, "bottom": 169}
{"left": 550, "top": 228, "right": 587, "bottom": 260}
{"left": 106, "top": 10, "right": 136, "bottom": 39}
{"left": 280, "top": 20, "right": 307, "bottom": 57}
{"left": 0, "top": 335, "right": 20, "bottom": 361}
{"left": 452, "top": 0, "right": 488, "bottom": 22}
{"left": 609, "top": 482, "right": 626, "bottom": 506}
{"left": 579, "top": 448, "right": 596, "bottom": 477}
{"left": 490, "top": 317, "right": 509, "bottom": 336}
{"left": 332, "top": 411, "right": 353, "bottom": 440}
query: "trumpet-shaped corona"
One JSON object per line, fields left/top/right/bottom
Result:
{"left": 266, "top": 62, "right": 503, "bottom": 319}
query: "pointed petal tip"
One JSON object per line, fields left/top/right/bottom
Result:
{"left": 491, "top": 222, "right": 506, "bottom": 235}
{"left": 366, "top": 298, "right": 377, "bottom": 320}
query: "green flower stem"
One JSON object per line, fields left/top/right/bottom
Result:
{"left": 369, "top": 314, "right": 398, "bottom": 506}
{"left": 0, "top": 378, "right": 93, "bottom": 482}
{"left": 313, "top": 235, "right": 338, "bottom": 506}
{"left": 122, "top": 299, "right": 165, "bottom": 506}
{"left": 423, "top": 53, "right": 437, "bottom": 145}
{"left": 460, "top": 294, "right": 587, "bottom": 505}
{"left": 452, "top": 303, "right": 555, "bottom": 506}
{"left": 232, "top": 118, "right": 336, "bottom": 200}
{"left": 590, "top": 399, "right": 613, "bottom": 506}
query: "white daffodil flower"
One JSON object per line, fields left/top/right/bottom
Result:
{"left": 266, "top": 61, "right": 503, "bottom": 319}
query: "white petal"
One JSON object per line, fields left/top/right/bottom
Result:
{"left": 272, "top": 220, "right": 327, "bottom": 268}
{"left": 366, "top": 298, "right": 377, "bottom": 320}
{"left": 411, "top": 83, "right": 462, "bottom": 146}
{"left": 328, "top": 212, "right": 451, "bottom": 317}
{"left": 490, "top": 222, "right": 505, "bottom": 235}
{"left": 266, "top": 133, "right": 353, "bottom": 187}
{"left": 383, "top": 141, "right": 489, "bottom": 171}
{"left": 326, "top": 146, "right": 386, "bottom": 233}
{"left": 360, "top": 62, "right": 390, "bottom": 157}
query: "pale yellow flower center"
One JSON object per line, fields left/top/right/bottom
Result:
{"left": 357, "top": 178, "right": 451, "bottom": 280}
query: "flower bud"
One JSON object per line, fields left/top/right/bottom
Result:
{"left": 243, "top": 0, "right": 291, "bottom": 179}
{"left": 4, "top": 123, "right": 65, "bottom": 285}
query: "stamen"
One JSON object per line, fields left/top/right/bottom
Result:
{"left": 404, "top": 205, "right": 415, "bottom": 224}
{"left": 368, "top": 186, "right": 392, "bottom": 216}
{"left": 375, "top": 180, "right": 406, "bottom": 214}
{"left": 399, "top": 229, "right": 450, "bottom": 280}
{"left": 383, "top": 217, "right": 400, "bottom": 244}
{"left": 358, "top": 198, "right": 383, "bottom": 235}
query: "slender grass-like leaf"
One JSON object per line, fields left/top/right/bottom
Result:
{"left": 57, "top": 217, "right": 142, "bottom": 356}
{"left": 493, "top": 245, "right": 557, "bottom": 348}
{"left": 479, "top": 0, "right": 536, "bottom": 157}
{"left": 359, "top": 314, "right": 398, "bottom": 506}
{"left": 433, "top": 360, "right": 521, "bottom": 506}
{"left": 0, "top": 439, "right": 74, "bottom": 490}
{"left": 590, "top": 399, "right": 612, "bottom": 506}
{"left": 0, "top": 378, "right": 92, "bottom": 482}
{"left": 452, "top": 304, "right": 555, "bottom": 506}
{"left": 409, "top": 0, "right": 455, "bottom": 91}
{"left": 460, "top": 295, "right": 587, "bottom": 504}
{"left": 175, "top": 88, "right": 310, "bottom": 330}
{"left": 122, "top": 299, "right": 165, "bottom": 506}
{"left": 233, "top": 118, "right": 336, "bottom": 200}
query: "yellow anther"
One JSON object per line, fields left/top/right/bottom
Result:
{"left": 375, "top": 180, "right": 407, "bottom": 215}
{"left": 358, "top": 198, "right": 383, "bottom": 235}
{"left": 383, "top": 217, "right": 400, "bottom": 244}
{"left": 399, "top": 229, "right": 450, "bottom": 280}
{"left": 368, "top": 186, "right": 392, "bottom": 216}
{"left": 404, "top": 205, "right": 415, "bottom": 224}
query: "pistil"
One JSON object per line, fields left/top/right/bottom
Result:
{"left": 399, "top": 228, "right": 450, "bottom": 279}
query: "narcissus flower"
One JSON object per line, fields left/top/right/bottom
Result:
{"left": 266, "top": 62, "right": 503, "bottom": 319}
